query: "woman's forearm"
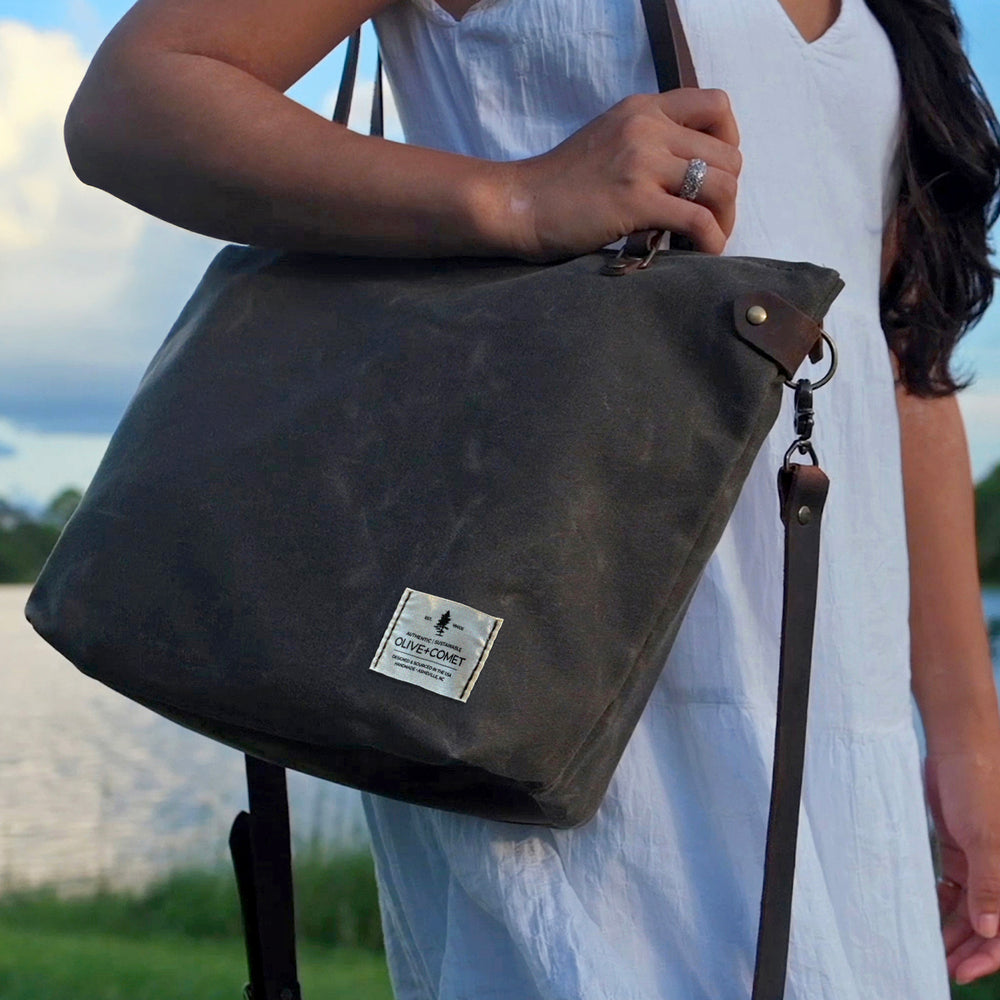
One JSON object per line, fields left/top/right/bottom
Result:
{"left": 65, "top": 46, "right": 517, "bottom": 258}
{"left": 63, "top": 1, "right": 744, "bottom": 264}
{"left": 897, "top": 387, "right": 1000, "bottom": 755}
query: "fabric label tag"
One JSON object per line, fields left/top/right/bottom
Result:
{"left": 369, "top": 589, "right": 503, "bottom": 702}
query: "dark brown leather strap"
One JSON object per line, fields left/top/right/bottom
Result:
{"left": 664, "top": 0, "right": 698, "bottom": 88}
{"left": 640, "top": 0, "right": 698, "bottom": 90}
{"left": 331, "top": 29, "right": 382, "bottom": 137}
{"left": 230, "top": 757, "right": 301, "bottom": 1000}
{"left": 332, "top": 29, "right": 361, "bottom": 127}
{"left": 751, "top": 463, "right": 830, "bottom": 1000}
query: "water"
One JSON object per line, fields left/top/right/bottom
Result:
{"left": 2, "top": 583, "right": 999, "bottom": 893}
{"left": 0, "top": 585, "right": 367, "bottom": 893}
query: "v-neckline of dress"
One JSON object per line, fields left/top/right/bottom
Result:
{"left": 771, "top": 0, "right": 849, "bottom": 49}
{"left": 412, "top": 0, "right": 502, "bottom": 26}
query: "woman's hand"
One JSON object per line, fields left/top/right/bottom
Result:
{"left": 925, "top": 745, "right": 1000, "bottom": 985}
{"left": 504, "top": 88, "right": 742, "bottom": 262}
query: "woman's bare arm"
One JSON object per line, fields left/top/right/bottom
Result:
{"left": 64, "top": 0, "right": 743, "bottom": 260}
{"left": 898, "top": 386, "right": 1000, "bottom": 982}
{"left": 64, "top": 0, "right": 519, "bottom": 257}
{"left": 886, "top": 208, "right": 1000, "bottom": 978}
{"left": 900, "top": 389, "right": 999, "bottom": 756}
{"left": 882, "top": 214, "right": 997, "bottom": 758}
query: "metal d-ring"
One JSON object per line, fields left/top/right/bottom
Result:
{"left": 783, "top": 438, "right": 819, "bottom": 471}
{"left": 785, "top": 331, "right": 837, "bottom": 389}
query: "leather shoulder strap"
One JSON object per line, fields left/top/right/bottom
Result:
{"left": 640, "top": 0, "right": 698, "bottom": 90}
{"left": 230, "top": 758, "right": 301, "bottom": 1000}
{"left": 750, "top": 463, "right": 829, "bottom": 1000}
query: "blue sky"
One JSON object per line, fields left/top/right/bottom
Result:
{"left": 0, "top": 0, "right": 998, "bottom": 509}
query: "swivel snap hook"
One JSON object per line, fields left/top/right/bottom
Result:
{"left": 783, "top": 378, "right": 818, "bottom": 472}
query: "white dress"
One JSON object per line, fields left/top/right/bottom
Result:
{"left": 363, "top": 1, "right": 952, "bottom": 997}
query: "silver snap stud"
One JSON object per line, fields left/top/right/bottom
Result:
{"left": 746, "top": 304, "right": 768, "bottom": 325}
{"left": 797, "top": 505, "right": 812, "bottom": 525}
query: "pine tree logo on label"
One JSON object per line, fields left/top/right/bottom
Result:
{"left": 434, "top": 611, "right": 451, "bottom": 636}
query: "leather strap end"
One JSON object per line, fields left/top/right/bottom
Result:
{"left": 777, "top": 462, "right": 830, "bottom": 526}
{"left": 734, "top": 292, "right": 826, "bottom": 380}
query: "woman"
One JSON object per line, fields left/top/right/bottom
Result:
{"left": 64, "top": 0, "right": 1000, "bottom": 995}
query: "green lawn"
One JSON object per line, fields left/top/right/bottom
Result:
{"left": 956, "top": 975, "right": 1000, "bottom": 1000}
{"left": 2, "top": 858, "right": 1000, "bottom": 999}
{"left": 0, "top": 926, "right": 393, "bottom": 1000}
{"left": 4, "top": 923, "right": 1000, "bottom": 1000}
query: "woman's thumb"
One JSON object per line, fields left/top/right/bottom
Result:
{"left": 966, "top": 840, "right": 1000, "bottom": 938}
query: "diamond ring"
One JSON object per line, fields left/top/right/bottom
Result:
{"left": 678, "top": 158, "right": 708, "bottom": 201}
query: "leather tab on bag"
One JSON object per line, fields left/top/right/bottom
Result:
{"left": 778, "top": 462, "right": 829, "bottom": 525}
{"left": 733, "top": 291, "right": 825, "bottom": 379}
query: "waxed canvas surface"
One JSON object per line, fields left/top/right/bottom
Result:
{"left": 26, "top": 245, "right": 842, "bottom": 826}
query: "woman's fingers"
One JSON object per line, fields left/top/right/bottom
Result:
{"left": 628, "top": 90, "right": 742, "bottom": 246}
{"left": 658, "top": 156, "right": 739, "bottom": 237}
{"left": 943, "top": 901, "right": 975, "bottom": 954}
{"left": 948, "top": 926, "right": 985, "bottom": 975}
{"left": 953, "top": 935, "right": 1000, "bottom": 985}
{"left": 657, "top": 87, "right": 741, "bottom": 149}
{"left": 666, "top": 130, "right": 742, "bottom": 185}
{"left": 650, "top": 191, "right": 727, "bottom": 254}
{"left": 937, "top": 854, "right": 1000, "bottom": 985}
{"left": 507, "top": 87, "right": 742, "bottom": 261}
{"left": 943, "top": 895, "right": 978, "bottom": 957}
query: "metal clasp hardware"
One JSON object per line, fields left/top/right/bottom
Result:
{"left": 600, "top": 230, "right": 667, "bottom": 276}
{"left": 783, "top": 379, "right": 819, "bottom": 470}
{"left": 783, "top": 332, "right": 837, "bottom": 472}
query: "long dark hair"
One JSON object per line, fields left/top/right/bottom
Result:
{"left": 864, "top": 0, "right": 1000, "bottom": 396}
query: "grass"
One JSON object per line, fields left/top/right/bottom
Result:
{"left": 0, "top": 850, "right": 391, "bottom": 998}
{"left": 0, "top": 849, "right": 383, "bottom": 950}
{"left": 3, "top": 849, "right": 1000, "bottom": 998}
{"left": 0, "top": 926, "right": 393, "bottom": 1000}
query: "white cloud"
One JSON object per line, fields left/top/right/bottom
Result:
{"left": 0, "top": 20, "right": 223, "bottom": 376}
{"left": 0, "top": 416, "right": 109, "bottom": 511}
{"left": 0, "top": 21, "right": 142, "bottom": 335}
{"left": 0, "top": 20, "right": 401, "bottom": 389}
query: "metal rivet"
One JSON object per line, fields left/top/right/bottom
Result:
{"left": 746, "top": 304, "right": 768, "bottom": 325}
{"left": 797, "top": 505, "right": 812, "bottom": 525}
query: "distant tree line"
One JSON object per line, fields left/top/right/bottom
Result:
{"left": 1, "top": 468, "right": 999, "bottom": 585}
{"left": 0, "top": 488, "right": 81, "bottom": 583}
{"left": 978, "top": 463, "right": 1000, "bottom": 585}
